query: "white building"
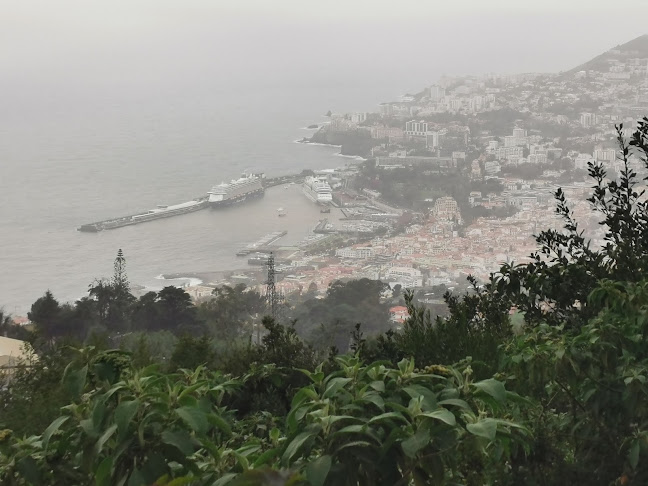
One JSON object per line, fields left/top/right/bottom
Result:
{"left": 426, "top": 131, "right": 440, "bottom": 149}
{"left": 336, "top": 247, "right": 375, "bottom": 259}
{"left": 385, "top": 266, "right": 424, "bottom": 287}
{"left": 496, "top": 146, "right": 524, "bottom": 160}
{"left": 528, "top": 154, "right": 547, "bottom": 164}
{"left": 580, "top": 112, "right": 597, "bottom": 128}
{"left": 484, "top": 160, "right": 501, "bottom": 175}
{"left": 429, "top": 85, "right": 446, "bottom": 101}
{"left": 351, "top": 112, "right": 368, "bottom": 124}
{"left": 405, "top": 120, "right": 429, "bottom": 137}
{"left": 433, "top": 197, "right": 461, "bottom": 220}
{"left": 594, "top": 148, "right": 617, "bottom": 163}
{"left": 512, "top": 128, "right": 527, "bottom": 138}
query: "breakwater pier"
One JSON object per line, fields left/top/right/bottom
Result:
{"left": 77, "top": 174, "right": 304, "bottom": 232}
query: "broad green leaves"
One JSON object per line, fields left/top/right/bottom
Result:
{"left": 176, "top": 406, "right": 209, "bottom": 436}
{"left": 0, "top": 349, "right": 523, "bottom": 486}
{"left": 472, "top": 378, "right": 506, "bottom": 403}
{"left": 275, "top": 356, "right": 520, "bottom": 484}
{"left": 305, "top": 455, "right": 331, "bottom": 486}
{"left": 467, "top": 419, "right": 498, "bottom": 440}
{"left": 401, "top": 428, "right": 431, "bottom": 458}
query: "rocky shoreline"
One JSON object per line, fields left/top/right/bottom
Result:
{"left": 302, "top": 126, "right": 375, "bottom": 158}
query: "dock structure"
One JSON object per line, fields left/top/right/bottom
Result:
{"left": 236, "top": 231, "right": 288, "bottom": 256}
{"left": 78, "top": 197, "right": 209, "bottom": 232}
{"left": 263, "top": 175, "right": 304, "bottom": 188}
{"left": 77, "top": 172, "right": 304, "bottom": 233}
{"left": 313, "top": 219, "right": 335, "bottom": 234}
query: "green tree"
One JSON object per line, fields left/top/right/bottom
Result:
{"left": 169, "top": 335, "right": 215, "bottom": 371}
{"left": 0, "top": 345, "right": 75, "bottom": 437}
{"left": 88, "top": 250, "right": 135, "bottom": 332}
{"left": 28, "top": 290, "right": 62, "bottom": 342}
{"left": 198, "top": 284, "right": 265, "bottom": 341}
{"left": 502, "top": 280, "right": 648, "bottom": 485}
{"left": 130, "top": 291, "right": 161, "bottom": 331}
{"left": 157, "top": 286, "right": 201, "bottom": 334}
{"left": 292, "top": 279, "right": 391, "bottom": 349}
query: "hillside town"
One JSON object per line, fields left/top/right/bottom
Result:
{"left": 231, "top": 35, "right": 648, "bottom": 318}
{"left": 9, "top": 37, "right": 648, "bottom": 328}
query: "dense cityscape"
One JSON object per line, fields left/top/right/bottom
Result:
{"left": 5, "top": 37, "right": 648, "bottom": 329}
{"left": 166, "top": 35, "right": 648, "bottom": 325}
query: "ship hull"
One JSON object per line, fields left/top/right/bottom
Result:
{"left": 302, "top": 187, "right": 332, "bottom": 204}
{"left": 209, "top": 188, "right": 265, "bottom": 207}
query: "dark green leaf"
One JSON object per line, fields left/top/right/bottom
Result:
{"left": 252, "top": 448, "right": 279, "bottom": 467}
{"left": 323, "top": 377, "right": 352, "bottom": 398}
{"left": 140, "top": 452, "right": 169, "bottom": 484}
{"left": 359, "top": 393, "right": 385, "bottom": 411}
{"left": 306, "top": 455, "right": 332, "bottom": 486}
{"left": 162, "top": 429, "right": 195, "bottom": 456}
{"left": 95, "top": 424, "right": 118, "bottom": 455}
{"left": 291, "top": 386, "right": 318, "bottom": 408}
{"left": 467, "top": 419, "right": 497, "bottom": 440}
{"left": 17, "top": 456, "right": 41, "bottom": 485}
{"left": 115, "top": 400, "right": 139, "bottom": 439}
{"left": 208, "top": 413, "right": 232, "bottom": 437}
{"left": 629, "top": 440, "right": 640, "bottom": 469}
{"left": 176, "top": 406, "right": 209, "bottom": 435}
{"left": 401, "top": 428, "right": 431, "bottom": 458}
{"left": 473, "top": 379, "right": 506, "bottom": 403}
{"left": 281, "top": 430, "right": 317, "bottom": 465}
{"left": 437, "top": 398, "right": 471, "bottom": 410}
{"left": 96, "top": 457, "right": 114, "bottom": 486}
{"left": 368, "top": 412, "right": 408, "bottom": 424}
{"left": 335, "top": 440, "right": 374, "bottom": 453}
{"left": 63, "top": 365, "right": 88, "bottom": 399}
{"left": 213, "top": 473, "right": 237, "bottom": 486}
{"left": 42, "top": 416, "right": 69, "bottom": 451}
{"left": 403, "top": 385, "right": 437, "bottom": 411}
{"left": 127, "top": 469, "right": 146, "bottom": 486}
{"left": 421, "top": 408, "right": 456, "bottom": 426}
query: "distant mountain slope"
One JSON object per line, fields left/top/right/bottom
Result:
{"left": 565, "top": 34, "right": 648, "bottom": 75}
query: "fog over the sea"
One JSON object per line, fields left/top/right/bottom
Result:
{"left": 1, "top": 0, "right": 647, "bottom": 100}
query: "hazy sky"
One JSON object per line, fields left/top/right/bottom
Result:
{"left": 1, "top": 1, "right": 647, "bottom": 97}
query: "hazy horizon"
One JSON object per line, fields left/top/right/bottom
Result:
{"left": 2, "top": 1, "right": 647, "bottom": 103}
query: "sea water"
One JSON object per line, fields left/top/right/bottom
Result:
{"left": 0, "top": 84, "right": 397, "bottom": 314}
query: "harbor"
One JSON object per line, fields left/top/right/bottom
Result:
{"left": 77, "top": 174, "right": 304, "bottom": 232}
{"left": 77, "top": 198, "right": 209, "bottom": 232}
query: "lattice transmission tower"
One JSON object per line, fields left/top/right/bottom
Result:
{"left": 265, "top": 252, "right": 284, "bottom": 321}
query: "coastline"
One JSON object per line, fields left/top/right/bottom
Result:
{"left": 142, "top": 136, "right": 360, "bottom": 298}
{"left": 294, "top": 139, "right": 342, "bottom": 148}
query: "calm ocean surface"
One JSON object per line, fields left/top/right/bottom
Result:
{"left": 0, "top": 84, "right": 401, "bottom": 314}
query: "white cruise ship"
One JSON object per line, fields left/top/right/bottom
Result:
{"left": 208, "top": 173, "right": 264, "bottom": 207}
{"left": 302, "top": 176, "right": 333, "bottom": 204}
